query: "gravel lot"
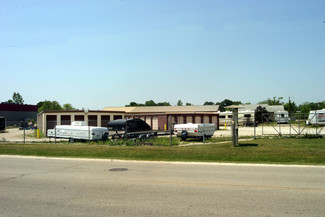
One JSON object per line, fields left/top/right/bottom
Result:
{"left": 1, "top": 125, "right": 324, "bottom": 143}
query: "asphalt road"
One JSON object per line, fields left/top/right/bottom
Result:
{"left": 0, "top": 156, "right": 324, "bottom": 217}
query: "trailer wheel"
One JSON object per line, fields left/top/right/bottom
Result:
{"left": 69, "top": 138, "right": 74, "bottom": 143}
{"left": 181, "top": 130, "right": 188, "bottom": 141}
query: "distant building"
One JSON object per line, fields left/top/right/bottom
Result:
{"left": 219, "top": 104, "right": 286, "bottom": 126}
{"left": 0, "top": 103, "right": 38, "bottom": 126}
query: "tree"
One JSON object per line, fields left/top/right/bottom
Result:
{"left": 177, "top": 100, "right": 183, "bottom": 106}
{"left": 6, "top": 92, "right": 24, "bottom": 104}
{"left": 157, "top": 102, "right": 171, "bottom": 106}
{"left": 63, "top": 103, "right": 76, "bottom": 110}
{"left": 255, "top": 106, "right": 269, "bottom": 124}
{"left": 216, "top": 99, "right": 242, "bottom": 112}
{"left": 125, "top": 101, "right": 171, "bottom": 107}
{"left": 38, "top": 100, "right": 63, "bottom": 112}
{"left": 203, "top": 101, "right": 214, "bottom": 105}
{"left": 284, "top": 98, "right": 297, "bottom": 114}
{"left": 144, "top": 100, "right": 157, "bottom": 106}
{"left": 298, "top": 101, "right": 325, "bottom": 114}
{"left": 258, "top": 97, "right": 283, "bottom": 105}
{"left": 185, "top": 102, "right": 192, "bottom": 106}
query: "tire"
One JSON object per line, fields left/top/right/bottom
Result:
{"left": 181, "top": 130, "right": 188, "bottom": 141}
{"left": 69, "top": 138, "right": 74, "bottom": 143}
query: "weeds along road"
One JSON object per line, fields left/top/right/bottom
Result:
{"left": 1, "top": 155, "right": 325, "bottom": 217}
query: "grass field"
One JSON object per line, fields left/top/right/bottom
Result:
{"left": 0, "top": 137, "right": 324, "bottom": 165}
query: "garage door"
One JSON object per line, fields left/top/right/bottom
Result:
{"left": 152, "top": 117, "right": 158, "bottom": 130}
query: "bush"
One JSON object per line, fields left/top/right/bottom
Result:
{"left": 303, "top": 134, "right": 323, "bottom": 139}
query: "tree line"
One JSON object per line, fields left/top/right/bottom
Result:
{"left": 4, "top": 92, "right": 325, "bottom": 114}
{"left": 126, "top": 97, "right": 325, "bottom": 114}
{"left": 4, "top": 93, "right": 76, "bottom": 112}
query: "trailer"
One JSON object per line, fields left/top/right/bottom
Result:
{"left": 306, "top": 109, "right": 325, "bottom": 125}
{"left": 0, "top": 117, "right": 5, "bottom": 131}
{"left": 47, "top": 121, "right": 108, "bottom": 142}
{"left": 174, "top": 123, "right": 215, "bottom": 141}
{"left": 274, "top": 111, "right": 290, "bottom": 124}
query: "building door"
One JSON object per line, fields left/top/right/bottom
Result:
{"left": 46, "top": 115, "right": 57, "bottom": 136}
{"left": 101, "top": 115, "right": 110, "bottom": 127}
{"left": 61, "top": 115, "right": 71, "bottom": 125}
{"left": 152, "top": 117, "right": 158, "bottom": 130}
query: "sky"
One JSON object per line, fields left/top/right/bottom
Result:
{"left": 1, "top": 0, "right": 324, "bottom": 110}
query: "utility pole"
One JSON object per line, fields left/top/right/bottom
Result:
{"left": 225, "top": 105, "right": 243, "bottom": 147}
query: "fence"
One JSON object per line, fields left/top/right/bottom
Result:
{"left": 0, "top": 120, "right": 42, "bottom": 143}
{"left": 1, "top": 113, "right": 324, "bottom": 144}
{"left": 261, "top": 112, "right": 324, "bottom": 136}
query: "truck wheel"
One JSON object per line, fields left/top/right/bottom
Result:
{"left": 69, "top": 138, "right": 74, "bottom": 143}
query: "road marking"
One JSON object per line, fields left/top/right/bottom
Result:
{"left": 154, "top": 180, "right": 325, "bottom": 192}
{"left": 1, "top": 155, "right": 325, "bottom": 168}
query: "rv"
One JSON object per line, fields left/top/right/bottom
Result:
{"left": 47, "top": 121, "right": 108, "bottom": 142}
{"left": 306, "top": 109, "right": 325, "bottom": 125}
{"left": 174, "top": 123, "right": 215, "bottom": 141}
{"left": 274, "top": 111, "right": 290, "bottom": 124}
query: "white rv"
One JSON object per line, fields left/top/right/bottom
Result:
{"left": 306, "top": 109, "right": 325, "bottom": 125}
{"left": 47, "top": 121, "right": 109, "bottom": 142}
{"left": 174, "top": 123, "right": 215, "bottom": 141}
{"left": 274, "top": 111, "right": 290, "bottom": 124}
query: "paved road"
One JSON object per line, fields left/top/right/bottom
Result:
{"left": 0, "top": 156, "right": 324, "bottom": 217}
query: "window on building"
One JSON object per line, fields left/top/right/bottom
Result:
{"left": 244, "top": 114, "right": 251, "bottom": 118}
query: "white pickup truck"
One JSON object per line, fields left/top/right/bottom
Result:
{"left": 174, "top": 123, "right": 215, "bottom": 141}
{"left": 47, "top": 121, "right": 109, "bottom": 142}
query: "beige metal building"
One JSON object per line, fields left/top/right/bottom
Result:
{"left": 103, "top": 105, "right": 220, "bottom": 130}
{"left": 37, "top": 105, "right": 220, "bottom": 134}
{"left": 37, "top": 110, "right": 125, "bottom": 135}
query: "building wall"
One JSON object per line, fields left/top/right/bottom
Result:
{"left": 37, "top": 111, "right": 125, "bottom": 134}
{"left": 0, "top": 104, "right": 38, "bottom": 126}
{"left": 0, "top": 111, "right": 38, "bottom": 126}
{"left": 126, "top": 114, "right": 219, "bottom": 131}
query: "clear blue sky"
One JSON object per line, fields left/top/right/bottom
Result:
{"left": 1, "top": 0, "right": 324, "bottom": 109}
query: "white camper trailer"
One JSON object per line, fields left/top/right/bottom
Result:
{"left": 47, "top": 121, "right": 109, "bottom": 142}
{"left": 274, "top": 111, "right": 290, "bottom": 124}
{"left": 174, "top": 123, "right": 215, "bottom": 141}
{"left": 306, "top": 109, "right": 325, "bottom": 125}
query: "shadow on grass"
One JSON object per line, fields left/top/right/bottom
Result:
{"left": 238, "top": 143, "right": 259, "bottom": 147}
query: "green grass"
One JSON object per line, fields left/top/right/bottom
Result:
{"left": 0, "top": 137, "right": 324, "bottom": 165}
